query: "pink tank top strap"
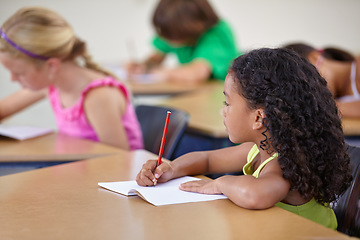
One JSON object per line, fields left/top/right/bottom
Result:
{"left": 80, "top": 77, "right": 130, "bottom": 102}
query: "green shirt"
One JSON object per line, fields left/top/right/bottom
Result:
{"left": 243, "top": 144, "right": 338, "bottom": 230}
{"left": 152, "top": 20, "right": 240, "bottom": 80}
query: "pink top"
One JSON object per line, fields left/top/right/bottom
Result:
{"left": 48, "top": 77, "right": 144, "bottom": 150}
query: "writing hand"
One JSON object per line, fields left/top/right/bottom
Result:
{"left": 125, "top": 62, "right": 147, "bottom": 76}
{"left": 136, "top": 160, "right": 174, "bottom": 186}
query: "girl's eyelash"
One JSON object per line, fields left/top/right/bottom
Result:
{"left": 223, "top": 101, "right": 229, "bottom": 106}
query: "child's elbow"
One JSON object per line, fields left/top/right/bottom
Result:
{"left": 232, "top": 188, "right": 275, "bottom": 210}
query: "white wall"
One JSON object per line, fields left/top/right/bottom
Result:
{"left": 210, "top": 0, "right": 360, "bottom": 53}
{"left": 0, "top": 0, "right": 359, "bottom": 128}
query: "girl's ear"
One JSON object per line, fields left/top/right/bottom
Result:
{"left": 252, "top": 108, "right": 266, "bottom": 130}
{"left": 45, "top": 58, "right": 61, "bottom": 80}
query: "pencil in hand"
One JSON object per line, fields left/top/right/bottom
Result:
{"left": 154, "top": 111, "right": 171, "bottom": 185}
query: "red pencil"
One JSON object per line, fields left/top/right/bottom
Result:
{"left": 157, "top": 111, "right": 171, "bottom": 168}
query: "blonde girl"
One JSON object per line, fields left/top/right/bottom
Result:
{"left": 0, "top": 7, "right": 143, "bottom": 150}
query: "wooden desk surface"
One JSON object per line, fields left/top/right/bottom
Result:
{"left": 160, "top": 80, "right": 228, "bottom": 138}
{"left": 103, "top": 64, "right": 203, "bottom": 96}
{"left": 342, "top": 117, "right": 360, "bottom": 136}
{"left": 129, "top": 81, "right": 203, "bottom": 96}
{"left": 0, "top": 149, "right": 351, "bottom": 240}
{"left": 0, "top": 132, "right": 123, "bottom": 162}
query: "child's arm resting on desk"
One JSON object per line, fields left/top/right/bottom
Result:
{"left": 0, "top": 89, "right": 47, "bottom": 120}
{"left": 180, "top": 159, "right": 291, "bottom": 210}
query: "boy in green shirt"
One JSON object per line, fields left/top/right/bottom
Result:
{"left": 127, "top": 0, "right": 240, "bottom": 84}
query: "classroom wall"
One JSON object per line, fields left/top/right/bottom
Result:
{"left": 0, "top": 0, "right": 359, "bottom": 128}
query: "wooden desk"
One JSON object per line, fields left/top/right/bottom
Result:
{"left": 342, "top": 118, "right": 360, "bottom": 136}
{"left": 160, "top": 80, "right": 227, "bottom": 138}
{"left": 0, "top": 149, "right": 351, "bottom": 240}
{"left": 129, "top": 81, "right": 203, "bottom": 96}
{"left": 103, "top": 63, "right": 203, "bottom": 96}
{"left": 0, "top": 132, "right": 123, "bottom": 162}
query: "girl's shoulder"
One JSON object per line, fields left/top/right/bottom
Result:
{"left": 82, "top": 79, "right": 128, "bottom": 115}
{"left": 82, "top": 77, "right": 130, "bottom": 100}
{"left": 81, "top": 77, "right": 129, "bottom": 111}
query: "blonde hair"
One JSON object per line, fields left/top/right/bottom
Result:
{"left": 0, "top": 7, "right": 115, "bottom": 77}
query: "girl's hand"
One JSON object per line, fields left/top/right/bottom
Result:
{"left": 179, "top": 179, "right": 222, "bottom": 195}
{"left": 125, "top": 62, "right": 147, "bottom": 75}
{"left": 136, "top": 160, "right": 174, "bottom": 186}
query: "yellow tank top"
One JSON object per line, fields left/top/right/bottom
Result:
{"left": 243, "top": 144, "right": 337, "bottom": 230}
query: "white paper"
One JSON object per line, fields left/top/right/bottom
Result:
{"left": 98, "top": 176, "right": 228, "bottom": 206}
{"left": 0, "top": 124, "right": 53, "bottom": 140}
{"left": 105, "top": 65, "right": 161, "bottom": 84}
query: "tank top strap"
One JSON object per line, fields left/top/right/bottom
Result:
{"left": 243, "top": 144, "right": 279, "bottom": 178}
{"left": 252, "top": 151, "right": 279, "bottom": 178}
{"left": 81, "top": 77, "right": 129, "bottom": 101}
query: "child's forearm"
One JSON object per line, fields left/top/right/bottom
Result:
{"left": 0, "top": 89, "right": 46, "bottom": 119}
{"left": 166, "top": 61, "right": 211, "bottom": 84}
{"left": 144, "top": 52, "right": 165, "bottom": 70}
{"left": 171, "top": 144, "right": 251, "bottom": 179}
{"left": 215, "top": 175, "right": 264, "bottom": 209}
{"left": 170, "top": 151, "right": 211, "bottom": 178}
{"left": 215, "top": 174, "right": 289, "bottom": 210}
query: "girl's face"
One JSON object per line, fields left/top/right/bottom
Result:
{"left": 222, "top": 73, "right": 257, "bottom": 143}
{"left": 0, "top": 52, "right": 50, "bottom": 91}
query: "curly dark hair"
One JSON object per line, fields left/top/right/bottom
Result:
{"left": 230, "top": 48, "right": 352, "bottom": 205}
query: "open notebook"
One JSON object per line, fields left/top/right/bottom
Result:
{"left": 98, "top": 176, "right": 228, "bottom": 206}
{"left": 0, "top": 124, "right": 53, "bottom": 140}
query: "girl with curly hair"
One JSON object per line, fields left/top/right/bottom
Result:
{"left": 136, "top": 48, "right": 352, "bottom": 229}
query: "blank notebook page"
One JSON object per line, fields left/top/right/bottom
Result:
{"left": 98, "top": 176, "right": 228, "bottom": 206}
